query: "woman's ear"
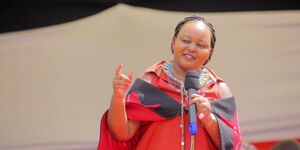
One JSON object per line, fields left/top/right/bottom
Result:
{"left": 209, "top": 48, "right": 214, "bottom": 56}
{"left": 171, "top": 36, "right": 176, "bottom": 54}
{"left": 204, "top": 48, "right": 214, "bottom": 65}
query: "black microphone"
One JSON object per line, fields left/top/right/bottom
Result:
{"left": 184, "top": 70, "right": 200, "bottom": 135}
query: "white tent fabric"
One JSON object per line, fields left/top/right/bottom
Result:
{"left": 0, "top": 4, "right": 299, "bottom": 149}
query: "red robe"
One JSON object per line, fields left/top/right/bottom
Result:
{"left": 97, "top": 61, "right": 242, "bottom": 150}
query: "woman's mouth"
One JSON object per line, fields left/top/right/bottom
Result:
{"left": 183, "top": 54, "right": 195, "bottom": 61}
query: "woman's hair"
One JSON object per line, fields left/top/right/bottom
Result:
{"left": 173, "top": 15, "right": 216, "bottom": 65}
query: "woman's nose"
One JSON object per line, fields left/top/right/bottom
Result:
{"left": 187, "top": 43, "right": 197, "bottom": 52}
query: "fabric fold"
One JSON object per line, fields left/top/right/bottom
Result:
{"left": 211, "top": 97, "right": 242, "bottom": 150}
{"left": 97, "top": 78, "right": 241, "bottom": 150}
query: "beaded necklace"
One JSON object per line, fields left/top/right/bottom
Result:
{"left": 163, "top": 61, "right": 206, "bottom": 150}
{"left": 163, "top": 62, "right": 183, "bottom": 91}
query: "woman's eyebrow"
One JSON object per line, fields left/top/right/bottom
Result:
{"left": 181, "top": 34, "right": 209, "bottom": 44}
{"left": 198, "top": 40, "right": 208, "bottom": 44}
{"left": 181, "top": 35, "right": 191, "bottom": 38}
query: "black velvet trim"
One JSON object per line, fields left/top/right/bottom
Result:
{"left": 210, "top": 97, "right": 236, "bottom": 121}
{"left": 127, "top": 78, "right": 181, "bottom": 119}
{"left": 210, "top": 97, "right": 236, "bottom": 150}
{"left": 216, "top": 117, "right": 234, "bottom": 150}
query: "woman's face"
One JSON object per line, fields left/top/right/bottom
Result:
{"left": 172, "top": 20, "right": 212, "bottom": 71}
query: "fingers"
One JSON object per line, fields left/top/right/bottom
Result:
{"left": 128, "top": 72, "right": 133, "bottom": 81}
{"left": 114, "top": 64, "right": 132, "bottom": 83}
{"left": 188, "top": 94, "right": 211, "bottom": 116}
{"left": 112, "top": 64, "right": 133, "bottom": 98}
{"left": 189, "top": 94, "right": 208, "bottom": 105}
{"left": 115, "top": 64, "right": 123, "bottom": 76}
{"left": 115, "top": 74, "right": 132, "bottom": 83}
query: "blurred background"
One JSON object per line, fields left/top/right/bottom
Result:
{"left": 0, "top": 0, "right": 299, "bottom": 149}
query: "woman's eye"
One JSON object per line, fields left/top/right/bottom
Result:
{"left": 197, "top": 44, "right": 205, "bottom": 48}
{"left": 182, "top": 40, "right": 190, "bottom": 43}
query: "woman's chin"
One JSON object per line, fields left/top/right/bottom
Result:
{"left": 175, "top": 59, "right": 203, "bottom": 71}
{"left": 180, "top": 64, "right": 198, "bottom": 71}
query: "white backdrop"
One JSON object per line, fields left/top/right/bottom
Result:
{"left": 0, "top": 4, "right": 299, "bottom": 150}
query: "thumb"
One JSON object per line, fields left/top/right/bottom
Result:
{"left": 128, "top": 72, "right": 133, "bottom": 81}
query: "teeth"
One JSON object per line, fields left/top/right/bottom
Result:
{"left": 184, "top": 54, "right": 193, "bottom": 58}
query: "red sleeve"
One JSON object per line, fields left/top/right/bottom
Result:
{"left": 97, "top": 111, "right": 140, "bottom": 150}
{"left": 210, "top": 97, "right": 242, "bottom": 150}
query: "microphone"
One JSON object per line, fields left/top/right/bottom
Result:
{"left": 184, "top": 70, "right": 200, "bottom": 135}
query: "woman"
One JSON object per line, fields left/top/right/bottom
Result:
{"left": 98, "top": 16, "right": 242, "bottom": 150}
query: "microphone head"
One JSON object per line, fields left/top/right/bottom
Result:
{"left": 184, "top": 70, "right": 200, "bottom": 90}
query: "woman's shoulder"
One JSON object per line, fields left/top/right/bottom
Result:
{"left": 140, "top": 60, "right": 166, "bottom": 84}
{"left": 144, "top": 61, "right": 166, "bottom": 75}
{"left": 218, "top": 82, "right": 233, "bottom": 98}
{"left": 202, "top": 66, "right": 223, "bottom": 83}
{"left": 202, "top": 66, "right": 232, "bottom": 98}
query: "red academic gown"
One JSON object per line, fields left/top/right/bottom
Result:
{"left": 97, "top": 61, "right": 242, "bottom": 150}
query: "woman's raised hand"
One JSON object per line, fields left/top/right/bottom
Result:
{"left": 112, "top": 64, "right": 133, "bottom": 98}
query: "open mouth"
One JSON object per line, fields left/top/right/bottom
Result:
{"left": 183, "top": 53, "right": 195, "bottom": 61}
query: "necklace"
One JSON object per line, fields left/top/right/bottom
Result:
{"left": 163, "top": 62, "right": 205, "bottom": 150}
{"left": 163, "top": 62, "right": 183, "bottom": 91}
{"left": 180, "top": 84, "right": 185, "bottom": 150}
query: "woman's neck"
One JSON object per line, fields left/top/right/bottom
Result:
{"left": 170, "top": 62, "right": 203, "bottom": 82}
{"left": 170, "top": 63, "right": 187, "bottom": 82}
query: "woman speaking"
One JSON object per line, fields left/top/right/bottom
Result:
{"left": 97, "top": 16, "right": 242, "bottom": 150}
